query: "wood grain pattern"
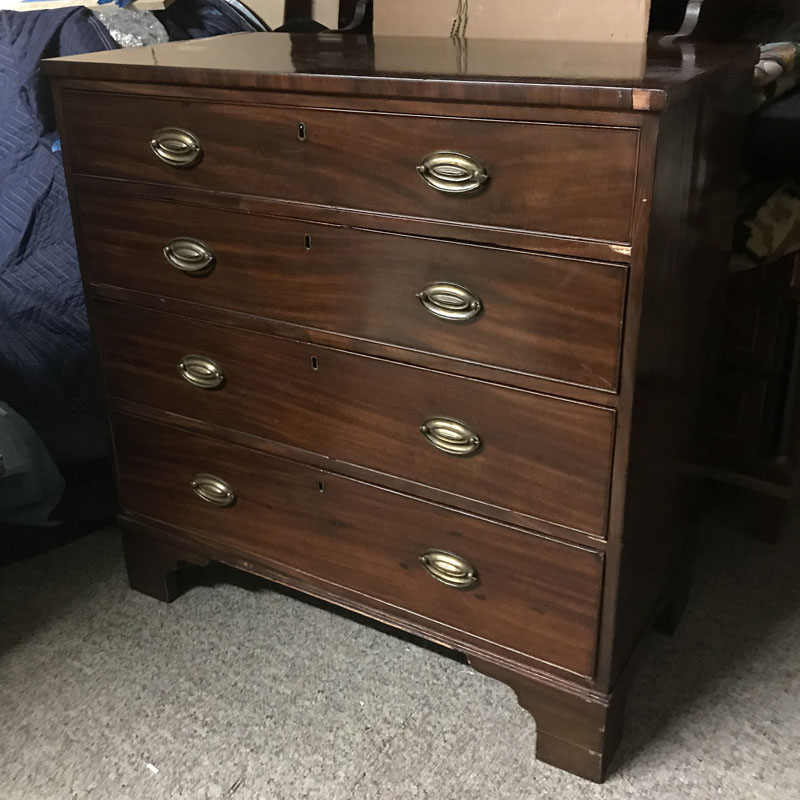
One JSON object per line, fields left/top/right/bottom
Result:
{"left": 121, "top": 523, "right": 211, "bottom": 602}
{"left": 46, "top": 33, "right": 758, "bottom": 782}
{"left": 599, "top": 64, "right": 755, "bottom": 687}
{"left": 91, "top": 286, "right": 617, "bottom": 409}
{"left": 78, "top": 190, "right": 627, "bottom": 391}
{"left": 469, "top": 656, "right": 629, "bottom": 782}
{"left": 56, "top": 81, "right": 648, "bottom": 134}
{"left": 112, "top": 413, "right": 605, "bottom": 677}
{"left": 42, "top": 34, "right": 757, "bottom": 113}
{"left": 118, "top": 511, "right": 597, "bottom": 685}
{"left": 60, "top": 90, "right": 639, "bottom": 243}
{"left": 70, "top": 170, "right": 634, "bottom": 273}
{"left": 93, "top": 299, "right": 616, "bottom": 536}
{"left": 107, "top": 398, "right": 611, "bottom": 549}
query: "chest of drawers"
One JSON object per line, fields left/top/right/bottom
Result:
{"left": 45, "top": 34, "right": 755, "bottom": 782}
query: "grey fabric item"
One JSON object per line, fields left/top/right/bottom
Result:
{"left": 1, "top": 493, "right": 798, "bottom": 799}
{"left": 91, "top": 6, "right": 169, "bottom": 49}
{"left": 0, "top": 402, "right": 64, "bottom": 525}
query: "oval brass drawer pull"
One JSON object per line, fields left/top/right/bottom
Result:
{"left": 150, "top": 127, "right": 203, "bottom": 168}
{"left": 420, "top": 417, "right": 482, "bottom": 457}
{"left": 178, "top": 355, "right": 225, "bottom": 390}
{"left": 417, "top": 282, "right": 483, "bottom": 322}
{"left": 163, "top": 237, "right": 215, "bottom": 274}
{"left": 191, "top": 473, "right": 236, "bottom": 507}
{"left": 417, "top": 151, "right": 489, "bottom": 195}
{"left": 420, "top": 549, "right": 478, "bottom": 590}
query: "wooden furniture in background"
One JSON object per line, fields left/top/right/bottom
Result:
{"left": 701, "top": 255, "right": 800, "bottom": 538}
{"left": 45, "top": 34, "right": 755, "bottom": 781}
{"left": 652, "top": 0, "right": 800, "bottom": 537}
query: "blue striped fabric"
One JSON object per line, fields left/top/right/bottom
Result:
{"left": 0, "top": 9, "right": 115, "bottom": 464}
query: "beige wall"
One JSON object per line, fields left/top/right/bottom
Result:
{"left": 246, "top": 0, "right": 340, "bottom": 29}
{"left": 374, "top": 0, "right": 651, "bottom": 43}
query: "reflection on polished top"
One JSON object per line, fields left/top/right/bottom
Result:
{"left": 43, "top": 33, "right": 756, "bottom": 111}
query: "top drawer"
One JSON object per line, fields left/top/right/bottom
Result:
{"left": 59, "top": 90, "right": 639, "bottom": 243}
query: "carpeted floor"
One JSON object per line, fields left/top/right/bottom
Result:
{"left": 1, "top": 489, "right": 799, "bottom": 800}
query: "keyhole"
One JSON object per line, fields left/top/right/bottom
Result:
{"left": 318, "top": 481, "right": 325, "bottom": 493}
{"left": 304, "top": 235, "right": 312, "bottom": 250}
{"left": 298, "top": 123, "right": 307, "bottom": 142}
{"left": 311, "top": 356, "right": 319, "bottom": 371}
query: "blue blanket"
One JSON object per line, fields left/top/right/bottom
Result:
{"left": 0, "top": 9, "right": 115, "bottom": 464}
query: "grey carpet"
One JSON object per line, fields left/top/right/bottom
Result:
{"left": 2, "top": 490, "right": 799, "bottom": 800}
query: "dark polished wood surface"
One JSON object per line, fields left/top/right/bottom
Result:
{"left": 113, "top": 413, "right": 604, "bottom": 677}
{"left": 469, "top": 656, "right": 628, "bottom": 782}
{"left": 44, "top": 33, "right": 756, "bottom": 111}
{"left": 94, "top": 299, "right": 615, "bottom": 536}
{"left": 78, "top": 190, "right": 627, "bottom": 391}
{"left": 698, "top": 253, "right": 800, "bottom": 540}
{"left": 48, "top": 32, "right": 756, "bottom": 783}
{"left": 71, "top": 168, "right": 635, "bottom": 266}
{"left": 62, "top": 90, "right": 638, "bottom": 243}
{"left": 601, "top": 58, "right": 752, "bottom": 686}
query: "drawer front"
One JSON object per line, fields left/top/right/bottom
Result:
{"left": 113, "top": 414, "right": 604, "bottom": 676}
{"left": 78, "top": 192, "right": 626, "bottom": 390}
{"left": 62, "top": 90, "right": 638, "bottom": 242}
{"left": 94, "top": 301, "right": 615, "bottom": 536}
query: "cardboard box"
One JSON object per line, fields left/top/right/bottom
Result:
{"left": 374, "top": 0, "right": 651, "bottom": 43}
{"left": 372, "top": 36, "right": 647, "bottom": 81}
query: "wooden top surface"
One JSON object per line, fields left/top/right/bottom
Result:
{"left": 43, "top": 33, "right": 757, "bottom": 111}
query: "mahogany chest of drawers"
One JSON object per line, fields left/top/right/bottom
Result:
{"left": 45, "top": 35, "right": 755, "bottom": 781}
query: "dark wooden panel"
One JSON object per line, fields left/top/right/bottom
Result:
{"left": 599, "top": 64, "right": 755, "bottom": 688}
{"left": 93, "top": 300, "right": 615, "bottom": 536}
{"left": 70, "top": 169, "right": 635, "bottom": 265}
{"left": 54, "top": 81, "right": 650, "bottom": 132}
{"left": 77, "top": 191, "right": 627, "bottom": 391}
{"left": 45, "top": 28, "right": 761, "bottom": 784}
{"left": 108, "top": 398, "right": 610, "bottom": 547}
{"left": 112, "top": 413, "right": 604, "bottom": 676}
{"left": 707, "top": 370, "right": 769, "bottom": 458}
{"left": 43, "top": 34, "right": 758, "bottom": 114}
{"left": 721, "top": 292, "right": 782, "bottom": 370}
{"left": 91, "top": 286, "right": 617, "bottom": 409}
{"left": 720, "top": 261, "right": 794, "bottom": 373}
{"left": 469, "top": 656, "right": 628, "bottom": 782}
{"left": 61, "top": 90, "right": 639, "bottom": 242}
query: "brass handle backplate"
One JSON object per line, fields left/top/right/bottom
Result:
{"left": 419, "top": 417, "right": 482, "bottom": 457}
{"left": 417, "top": 151, "right": 489, "bottom": 195}
{"left": 178, "top": 355, "right": 225, "bottom": 390}
{"left": 191, "top": 473, "right": 236, "bottom": 507}
{"left": 163, "top": 237, "right": 215, "bottom": 274}
{"left": 417, "top": 282, "right": 483, "bottom": 322}
{"left": 420, "top": 549, "right": 478, "bottom": 590}
{"left": 150, "top": 127, "right": 202, "bottom": 168}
